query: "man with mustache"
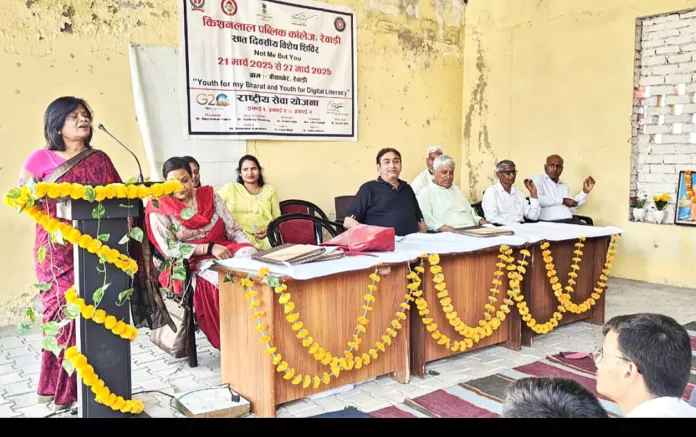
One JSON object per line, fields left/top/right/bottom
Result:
{"left": 344, "top": 148, "right": 427, "bottom": 236}
{"left": 482, "top": 159, "right": 541, "bottom": 225}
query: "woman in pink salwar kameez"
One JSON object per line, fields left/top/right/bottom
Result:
{"left": 17, "top": 97, "right": 122, "bottom": 411}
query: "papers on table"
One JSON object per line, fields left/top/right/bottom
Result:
{"left": 214, "top": 222, "right": 624, "bottom": 281}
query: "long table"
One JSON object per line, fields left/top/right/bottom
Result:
{"left": 214, "top": 222, "right": 622, "bottom": 416}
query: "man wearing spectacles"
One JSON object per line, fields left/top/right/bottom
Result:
{"left": 595, "top": 313, "right": 696, "bottom": 417}
{"left": 531, "top": 154, "right": 595, "bottom": 224}
{"left": 482, "top": 160, "right": 541, "bottom": 225}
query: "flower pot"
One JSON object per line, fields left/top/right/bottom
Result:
{"left": 632, "top": 208, "right": 646, "bottom": 222}
{"left": 653, "top": 209, "right": 666, "bottom": 224}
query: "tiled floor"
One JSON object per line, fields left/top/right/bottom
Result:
{"left": 0, "top": 278, "right": 694, "bottom": 418}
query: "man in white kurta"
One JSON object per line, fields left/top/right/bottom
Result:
{"left": 417, "top": 155, "right": 489, "bottom": 232}
{"left": 530, "top": 154, "right": 595, "bottom": 222}
{"left": 482, "top": 160, "right": 541, "bottom": 225}
{"left": 410, "top": 146, "right": 443, "bottom": 196}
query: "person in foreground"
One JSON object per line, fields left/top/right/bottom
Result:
{"left": 417, "top": 154, "right": 490, "bottom": 232}
{"left": 217, "top": 155, "right": 281, "bottom": 250}
{"left": 502, "top": 377, "right": 609, "bottom": 418}
{"left": 145, "top": 157, "right": 256, "bottom": 349}
{"left": 482, "top": 160, "right": 540, "bottom": 225}
{"left": 595, "top": 313, "right": 696, "bottom": 417}
{"left": 344, "top": 148, "right": 427, "bottom": 236}
{"left": 182, "top": 156, "right": 201, "bottom": 188}
{"left": 17, "top": 96, "right": 123, "bottom": 410}
{"left": 410, "top": 146, "right": 443, "bottom": 196}
{"left": 531, "top": 154, "right": 595, "bottom": 224}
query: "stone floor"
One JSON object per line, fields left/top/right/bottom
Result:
{"left": 1, "top": 278, "right": 694, "bottom": 418}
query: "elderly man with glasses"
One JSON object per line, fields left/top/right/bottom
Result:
{"left": 531, "top": 154, "right": 595, "bottom": 224}
{"left": 594, "top": 313, "right": 696, "bottom": 417}
{"left": 482, "top": 160, "right": 541, "bottom": 225}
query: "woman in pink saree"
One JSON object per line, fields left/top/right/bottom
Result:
{"left": 17, "top": 97, "right": 122, "bottom": 411}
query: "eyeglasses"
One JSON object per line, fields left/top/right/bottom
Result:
{"left": 499, "top": 170, "right": 518, "bottom": 176}
{"left": 591, "top": 347, "right": 632, "bottom": 366}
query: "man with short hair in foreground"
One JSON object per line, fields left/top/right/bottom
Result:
{"left": 502, "top": 377, "right": 608, "bottom": 418}
{"left": 595, "top": 313, "right": 696, "bottom": 417}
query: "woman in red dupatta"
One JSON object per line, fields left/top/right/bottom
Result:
{"left": 145, "top": 158, "right": 256, "bottom": 350}
{"left": 17, "top": 97, "right": 123, "bottom": 411}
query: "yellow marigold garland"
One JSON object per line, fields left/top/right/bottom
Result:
{"left": 64, "top": 346, "right": 145, "bottom": 414}
{"left": 504, "top": 249, "right": 561, "bottom": 334}
{"left": 23, "top": 206, "right": 139, "bottom": 276}
{"left": 263, "top": 267, "right": 388, "bottom": 373}
{"left": 510, "top": 235, "right": 621, "bottom": 334}
{"left": 64, "top": 287, "right": 139, "bottom": 341}
{"left": 241, "top": 268, "right": 415, "bottom": 389}
{"left": 424, "top": 245, "right": 520, "bottom": 344}
{"left": 3, "top": 180, "right": 182, "bottom": 209}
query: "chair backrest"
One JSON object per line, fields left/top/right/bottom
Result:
{"left": 471, "top": 201, "right": 485, "bottom": 219}
{"left": 280, "top": 199, "right": 332, "bottom": 242}
{"left": 334, "top": 195, "right": 355, "bottom": 223}
{"left": 280, "top": 199, "right": 330, "bottom": 220}
{"left": 267, "top": 213, "right": 340, "bottom": 247}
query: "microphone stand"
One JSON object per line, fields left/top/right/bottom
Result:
{"left": 98, "top": 124, "right": 144, "bottom": 183}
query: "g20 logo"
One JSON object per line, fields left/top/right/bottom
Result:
{"left": 221, "top": 0, "right": 238, "bottom": 16}
{"left": 196, "top": 93, "right": 230, "bottom": 106}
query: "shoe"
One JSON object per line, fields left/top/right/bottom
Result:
{"left": 54, "top": 402, "right": 75, "bottom": 412}
{"left": 37, "top": 395, "right": 54, "bottom": 404}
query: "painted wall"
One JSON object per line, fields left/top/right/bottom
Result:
{"left": 461, "top": 0, "right": 696, "bottom": 288}
{"left": 0, "top": 0, "right": 464, "bottom": 326}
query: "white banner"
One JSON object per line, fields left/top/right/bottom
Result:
{"left": 179, "top": 0, "right": 357, "bottom": 141}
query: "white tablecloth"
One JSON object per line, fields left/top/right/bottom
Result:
{"left": 214, "top": 222, "right": 623, "bottom": 281}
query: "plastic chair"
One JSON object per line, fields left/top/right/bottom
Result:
{"left": 268, "top": 213, "right": 343, "bottom": 247}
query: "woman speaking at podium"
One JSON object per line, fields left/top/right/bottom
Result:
{"left": 17, "top": 97, "right": 123, "bottom": 411}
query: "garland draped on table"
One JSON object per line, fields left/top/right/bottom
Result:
{"left": 241, "top": 234, "right": 621, "bottom": 386}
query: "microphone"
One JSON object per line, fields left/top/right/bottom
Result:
{"left": 98, "top": 124, "right": 144, "bottom": 183}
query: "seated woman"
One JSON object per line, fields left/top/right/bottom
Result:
{"left": 182, "top": 156, "right": 201, "bottom": 188}
{"left": 217, "top": 155, "right": 281, "bottom": 250}
{"left": 145, "top": 157, "right": 256, "bottom": 349}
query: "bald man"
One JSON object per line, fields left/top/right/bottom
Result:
{"left": 530, "top": 154, "right": 595, "bottom": 224}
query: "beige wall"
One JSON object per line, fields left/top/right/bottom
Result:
{"left": 462, "top": 0, "right": 696, "bottom": 288}
{"left": 0, "top": 0, "right": 465, "bottom": 326}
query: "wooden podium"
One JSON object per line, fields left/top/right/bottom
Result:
{"left": 57, "top": 196, "right": 146, "bottom": 418}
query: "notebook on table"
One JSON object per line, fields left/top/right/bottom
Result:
{"left": 451, "top": 225, "right": 514, "bottom": 238}
{"left": 251, "top": 243, "right": 345, "bottom": 266}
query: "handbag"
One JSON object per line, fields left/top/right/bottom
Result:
{"left": 149, "top": 297, "right": 192, "bottom": 358}
{"left": 321, "top": 224, "right": 395, "bottom": 253}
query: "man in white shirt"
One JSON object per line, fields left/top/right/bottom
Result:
{"left": 482, "top": 160, "right": 541, "bottom": 225}
{"left": 594, "top": 313, "right": 696, "bottom": 418}
{"left": 531, "top": 154, "right": 595, "bottom": 223}
{"left": 417, "top": 155, "right": 490, "bottom": 231}
{"left": 410, "top": 146, "right": 443, "bottom": 196}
